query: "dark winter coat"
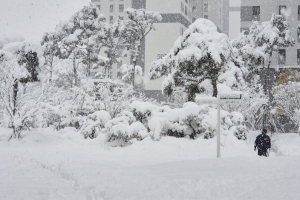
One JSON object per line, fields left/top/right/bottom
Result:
{"left": 254, "top": 133, "right": 271, "bottom": 152}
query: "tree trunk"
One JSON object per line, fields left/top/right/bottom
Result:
{"left": 49, "top": 55, "right": 53, "bottom": 82}
{"left": 212, "top": 78, "right": 218, "bottom": 97}
{"left": 87, "top": 51, "right": 91, "bottom": 77}
{"left": 132, "top": 42, "right": 141, "bottom": 87}
{"left": 73, "top": 54, "right": 78, "bottom": 86}
{"left": 13, "top": 79, "right": 18, "bottom": 116}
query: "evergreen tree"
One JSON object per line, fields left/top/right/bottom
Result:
{"left": 150, "top": 18, "right": 245, "bottom": 101}
{"left": 124, "top": 8, "right": 162, "bottom": 86}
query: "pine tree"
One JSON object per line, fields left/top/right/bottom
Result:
{"left": 123, "top": 8, "right": 162, "bottom": 86}
{"left": 150, "top": 18, "right": 245, "bottom": 101}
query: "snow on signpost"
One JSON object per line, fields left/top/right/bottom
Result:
{"left": 196, "top": 91, "right": 243, "bottom": 158}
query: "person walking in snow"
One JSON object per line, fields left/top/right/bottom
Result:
{"left": 254, "top": 129, "right": 271, "bottom": 157}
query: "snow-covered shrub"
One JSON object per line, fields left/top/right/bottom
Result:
{"left": 147, "top": 102, "right": 247, "bottom": 141}
{"left": 129, "top": 100, "right": 160, "bottom": 129}
{"left": 80, "top": 110, "right": 111, "bottom": 139}
{"left": 104, "top": 110, "right": 149, "bottom": 145}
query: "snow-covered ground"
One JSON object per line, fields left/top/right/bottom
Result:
{"left": 1, "top": 128, "right": 300, "bottom": 200}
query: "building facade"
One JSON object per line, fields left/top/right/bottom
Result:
{"left": 91, "top": 0, "right": 193, "bottom": 100}
{"left": 191, "top": 0, "right": 241, "bottom": 39}
{"left": 192, "top": 0, "right": 300, "bottom": 68}
{"left": 240, "top": 0, "right": 300, "bottom": 69}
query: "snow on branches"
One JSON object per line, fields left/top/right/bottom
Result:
{"left": 150, "top": 18, "right": 245, "bottom": 101}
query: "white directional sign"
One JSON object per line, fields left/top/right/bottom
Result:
{"left": 196, "top": 92, "right": 243, "bottom": 158}
{"left": 219, "top": 93, "right": 242, "bottom": 105}
{"left": 196, "top": 97, "right": 218, "bottom": 105}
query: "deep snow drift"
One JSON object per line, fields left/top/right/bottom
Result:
{"left": 0, "top": 128, "right": 300, "bottom": 200}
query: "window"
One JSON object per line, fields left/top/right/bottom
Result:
{"left": 298, "top": 6, "right": 300, "bottom": 20}
{"left": 109, "top": 16, "right": 114, "bottom": 23}
{"left": 278, "top": 49, "right": 286, "bottom": 65}
{"left": 185, "top": 0, "right": 188, "bottom": 3}
{"left": 253, "top": 6, "right": 260, "bottom": 15}
{"left": 181, "top": 2, "right": 184, "bottom": 12}
{"left": 185, "top": 6, "right": 187, "bottom": 15}
{"left": 97, "top": 5, "right": 101, "bottom": 11}
{"left": 192, "top": 6, "right": 196, "bottom": 12}
{"left": 279, "top": 5, "right": 286, "bottom": 15}
{"left": 110, "top": 5, "right": 114, "bottom": 12}
{"left": 297, "top": 49, "right": 300, "bottom": 65}
{"left": 204, "top": 15, "right": 208, "bottom": 19}
{"left": 298, "top": 27, "right": 300, "bottom": 42}
{"left": 193, "top": 17, "right": 196, "bottom": 22}
{"left": 119, "top": 4, "right": 124, "bottom": 12}
{"left": 119, "top": 16, "right": 124, "bottom": 20}
{"left": 204, "top": 4, "right": 208, "bottom": 12}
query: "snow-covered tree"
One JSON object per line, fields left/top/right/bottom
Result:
{"left": 54, "top": 4, "right": 105, "bottom": 85}
{"left": 270, "top": 70, "right": 300, "bottom": 132}
{"left": 41, "top": 32, "right": 61, "bottom": 82}
{"left": 124, "top": 8, "right": 162, "bottom": 86}
{"left": 94, "top": 19, "right": 128, "bottom": 79}
{"left": 232, "top": 14, "right": 294, "bottom": 132}
{"left": 150, "top": 18, "right": 245, "bottom": 101}
{"left": 0, "top": 39, "right": 44, "bottom": 139}
{"left": 120, "top": 64, "right": 145, "bottom": 90}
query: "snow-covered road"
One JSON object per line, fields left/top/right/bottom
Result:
{"left": 1, "top": 129, "right": 300, "bottom": 200}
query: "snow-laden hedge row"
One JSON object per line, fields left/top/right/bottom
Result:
{"left": 80, "top": 101, "right": 247, "bottom": 145}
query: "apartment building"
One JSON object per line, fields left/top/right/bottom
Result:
{"left": 91, "top": 0, "right": 131, "bottom": 23}
{"left": 191, "top": 0, "right": 241, "bottom": 39}
{"left": 91, "top": 0, "right": 193, "bottom": 100}
{"left": 192, "top": 0, "right": 300, "bottom": 68}
{"left": 241, "top": 0, "right": 300, "bottom": 68}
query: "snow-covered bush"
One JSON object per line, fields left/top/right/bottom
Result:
{"left": 137, "top": 101, "right": 248, "bottom": 141}
{"left": 80, "top": 110, "right": 111, "bottom": 139}
{"left": 104, "top": 110, "right": 149, "bottom": 145}
{"left": 129, "top": 100, "right": 160, "bottom": 129}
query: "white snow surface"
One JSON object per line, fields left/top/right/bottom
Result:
{"left": 1, "top": 127, "right": 300, "bottom": 200}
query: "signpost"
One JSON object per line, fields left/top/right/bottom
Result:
{"left": 197, "top": 92, "right": 242, "bottom": 158}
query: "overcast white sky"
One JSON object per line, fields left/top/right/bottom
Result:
{"left": 0, "top": 0, "right": 90, "bottom": 42}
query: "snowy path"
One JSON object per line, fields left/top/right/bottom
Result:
{"left": 1, "top": 129, "right": 300, "bottom": 200}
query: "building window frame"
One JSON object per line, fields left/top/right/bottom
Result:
{"left": 278, "top": 49, "right": 286, "bottom": 65}
{"left": 119, "top": 4, "right": 124, "bottom": 12}
{"left": 204, "top": 3, "right": 208, "bottom": 12}
{"left": 253, "top": 6, "right": 260, "bottom": 15}
{"left": 279, "top": 5, "right": 287, "bottom": 15}
{"left": 297, "top": 49, "right": 300, "bottom": 65}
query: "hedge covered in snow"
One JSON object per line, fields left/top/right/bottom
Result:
{"left": 80, "top": 100, "right": 247, "bottom": 145}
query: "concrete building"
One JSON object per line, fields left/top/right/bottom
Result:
{"left": 192, "top": 0, "right": 300, "bottom": 69}
{"left": 240, "top": 0, "right": 300, "bottom": 69}
{"left": 91, "top": 0, "right": 131, "bottom": 23}
{"left": 191, "top": 0, "right": 241, "bottom": 39}
{"left": 91, "top": 0, "right": 193, "bottom": 100}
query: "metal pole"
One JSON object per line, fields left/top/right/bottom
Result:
{"left": 217, "top": 95, "right": 221, "bottom": 158}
